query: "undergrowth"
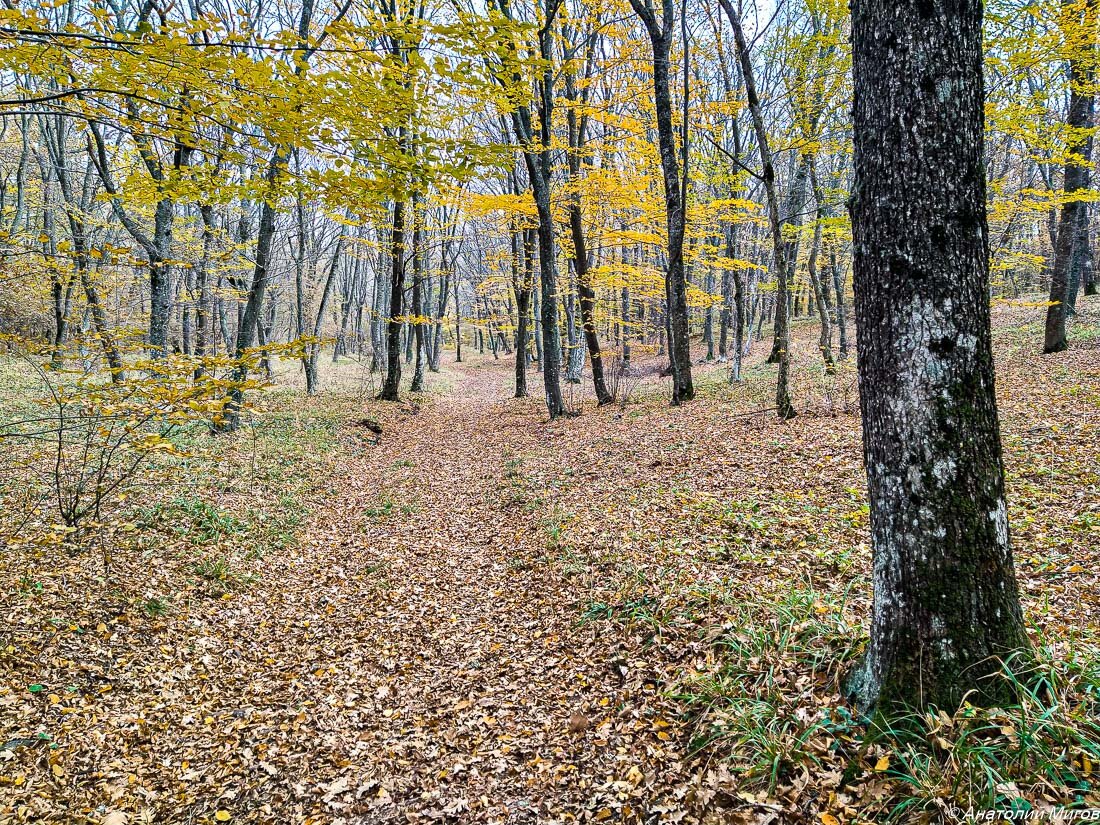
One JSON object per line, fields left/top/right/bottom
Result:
{"left": 674, "top": 584, "right": 1100, "bottom": 821}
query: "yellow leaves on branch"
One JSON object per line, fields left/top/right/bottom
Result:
{"left": 462, "top": 192, "right": 538, "bottom": 225}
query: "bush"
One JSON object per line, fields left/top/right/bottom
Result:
{"left": 0, "top": 336, "right": 263, "bottom": 569}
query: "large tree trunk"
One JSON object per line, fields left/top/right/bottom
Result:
{"left": 489, "top": 0, "right": 566, "bottom": 416}
{"left": 1067, "top": 204, "right": 1093, "bottom": 313}
{"left": 848, "top": 0, "right": 1028, "bottom": 712}
{"left": 531, "top": 262, "right": 543, "bottom": 370}
{"left": 522, "top": 147, "right": 566, "bottom": 417}
{"left": 513, "top": 227, "right": 535, "bottom": 398}
{"left": 728, "top": 226, "right": 745, "bottom": 384}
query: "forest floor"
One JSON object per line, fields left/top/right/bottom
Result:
{"left": 2, "top": 299, "right": 1100, "bottom": 825}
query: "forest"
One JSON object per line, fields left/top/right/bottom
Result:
{"left": 0, "top": 0, "right": 1099, "bottom": 822}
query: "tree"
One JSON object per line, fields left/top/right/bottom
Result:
{"left": 380, "top": 195, "right": 408, "bottom": 401}
{"left": 487, "top": 0, "right": 568, "bottom": 418}
{"left": 718, "top": 0, "right": 796, "bottom": 419}
{"left": 628, "top": 0, "right": 694, "bottom": 404}
{"left": 1044, "top": 0, "right": 1099, "bottom": 352}
{"left": 848, "top": 0, "right": 1029, "bottom": 711}
{"left": 562, "top": 20, "right": 613, "bottom": 405}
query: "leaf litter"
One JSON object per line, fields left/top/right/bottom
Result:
{"left": 1, "top": 302, "right": 1099, "bottom": 824}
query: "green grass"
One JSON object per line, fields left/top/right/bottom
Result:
{"left": 671, "top": 581, "right": 863, "bottom": 791}
{"left": 364, "top": 493, "right": 396, "bottom": 521}
{"left": 672, "top": 580, "right": 1100, "bottom": 816}
{"left": 0, "top": 351, "right": 369, "bottom": 605}
{"left": 876, "top": 645, "right": 1100, "bottom": 819}
{"left": 0, "top": 357, "right": 42, "bottom": 421}
{"left": 191, "top": 554, "right": 257, "bottom": 594}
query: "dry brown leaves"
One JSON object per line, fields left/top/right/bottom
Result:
{"left": 1, "top": 299, "right": 1098, "bottom": 824}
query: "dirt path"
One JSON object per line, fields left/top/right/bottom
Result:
{"left": 3, "top": 358, "right": 697, "bottom": 825}
{"left": 9, "top": 309, "right": 1097, "bottom": 824}
{"left": 223, "top": 362, "right": 685, "bottom": 823}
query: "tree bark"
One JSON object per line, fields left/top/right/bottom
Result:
{"left": 513, "top": 226, "right": 535, "bottom": 398}
{"left": 830, "top": 251, "right": 849, "bottom": 359}
{"left": 380, "top": 198, "right": 406, "bottom": 401}
{"left": 628, "top": 0, "right": 694, "bottom": 404}
{"left": 1044, "top": 0, "right": 1097, "bottom": 351}
{"left": 718, "top": 0, "right": 794, "bottom": 418}
{"left": 410, "top": 201, "right": 427, "bottom": 392}
{"left": 848, "top": 0, "right": 1028, "bottom": 712}
{"left": 807, "top": 158, "right": 835, "bottom": 374}
{"left": 728, "top": 226, "right": 745, "bottom": 384}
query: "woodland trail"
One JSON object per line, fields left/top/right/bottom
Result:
{"left": 234, "top": 361, "right": 689, "bottom": 822}
{"left": 6, "top": 312, "right": 1100, "bottom": 824}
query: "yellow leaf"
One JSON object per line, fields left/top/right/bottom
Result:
{"left": 874, "top": 755, "right": 890, "bottom": 772}
{"left": 820, "top": 815, "right": 840, "bottom": 825}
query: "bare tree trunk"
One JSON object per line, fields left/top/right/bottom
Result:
{"left": 1044, "top": 0, "right": 1097, "bottom": 352}
{"left": 513, "top": 227, "right": 535, "bottom": 397}
{"left": 380, "top": 198, "right": 406, "bottom": 401}
{"left": 628, "top": 0, "right": 694, "bottom": 404}
{"left": 453, "top": 271, "right": 463, "bottom": 363}
{"left": 848, "top": 0, "right": 1028, "bottom": 712}
{"left": 531, "top": 256, "right": 543, "bottom": 370}
{"left": 410, "top": 202, "right": 427, "bottom": 392}
{"left": 1067, "top": 204, "right": 1092, "bottom": 313}
{"left": 719, "top": 0, "right": 795, "bottom": 418}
